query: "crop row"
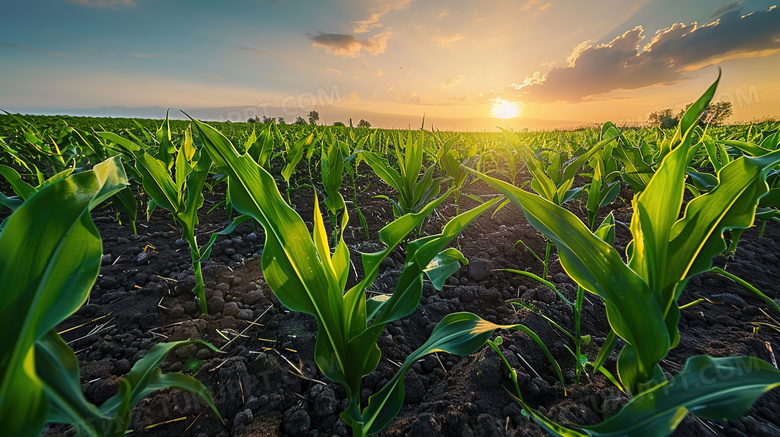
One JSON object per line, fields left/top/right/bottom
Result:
{"left": 1, "top": 73, "right": 779, "bottom": 436}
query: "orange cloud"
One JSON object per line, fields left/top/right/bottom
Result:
{"left": 309, "top": 31, "right": 392, "bottom": 57}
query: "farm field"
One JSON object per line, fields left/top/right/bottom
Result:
{"left": 2, "top": 78, "right": 780, "bottom": 437}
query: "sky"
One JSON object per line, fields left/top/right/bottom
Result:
{"left": 1, "top": 0, "right": 779, "bottom": 130}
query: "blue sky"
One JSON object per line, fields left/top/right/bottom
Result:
{"left": 2, "top": 0, "right": 779, "bottom": 129}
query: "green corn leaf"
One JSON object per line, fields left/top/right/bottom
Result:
{"left": 97, "top": 340, "right": 222, "bottom": 428}
{"left": 192, "top": 119, "right": 350, "bottom": 384}
{"left": 281, "top": 132, "right": 312, "bottom": 182}
{"left": 35, "top": 331, "right": 106, "bottom": 433}
{"left": 424, "top": 247, "right": 467, "bottom": 290}
{"left": 0, "top": 164, "right": 36, "bottom": 201}
{"left": 198, "top": 215, "right": 254, "bottom": 261}
{"left": 667, "top": 149, "right": 780, "bottom": 292}
{"left": 466, "top": 167, "right": 668, "bottom": 393}
{"left": 362, "top": 151, "right": 403, "bottom": 192}
{"left": 0, "top": 156, "right": 127, "bottom": 437}
{"left": 628, "top": 73, "right": 720, "bottom": 299}
{"left": 111, "top": 186, "right": 137, "bottom": 226}
{"left": 584, "top": 355, "right": 780, "bottom": 436}
{"left": 359, "top": 312, "right": 556, "bottom": 434}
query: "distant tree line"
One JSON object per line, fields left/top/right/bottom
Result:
{"left": 247, "top": 110, "right": 371, "bottom": 128}
{"left": 647, "top": 101, "right": 733, "bottom": 128}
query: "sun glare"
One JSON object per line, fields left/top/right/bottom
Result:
{"left": 491, "top": 98, "right": 522, "bottom": 119}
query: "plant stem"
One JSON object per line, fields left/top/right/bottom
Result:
{"left": 574, "top": 285, "right": 585, "bottom": 383}
{"left": 542, "top": 238, "right": 552, "bottom": 280}
{"left": 186, "top": 233, "right": 208, "bottom": 314}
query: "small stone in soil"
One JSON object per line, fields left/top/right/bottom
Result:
{"left": 135, "top": 251, "right": 153, "bottom": 265}
{"left": 283, "top": 407, "right": 311, "bottom": 436}
{"left": 467, "top": 258, "right": 494, "bottom": 282}
{"left": 233, "top": 409, "right": 253, "bottom": 427}
{"left": 242, "top": 290, "right": 263, "bottom": 305}
{"left": 223, "top": 302, "right": 240, "bottom": 318}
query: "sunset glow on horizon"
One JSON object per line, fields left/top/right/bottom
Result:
{"left": 491, "top": 98, "right": 523, "bottom": 119}
{"left": 1, "top": 0, "right": 778, "bottom": 130}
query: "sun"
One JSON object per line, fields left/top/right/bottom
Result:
{"left": 491, "top": 98, "right": 522, "bottom": 119}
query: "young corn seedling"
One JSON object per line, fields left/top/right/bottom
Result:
{"left": 468, "top": 71, "right": 780, "bottom": 433}
{"left": 0, "top": 156, "right": 221, "bottom": 437}
{"left": 361, "top": 129, "right": 450, "bottom": 228}
{"left": 499, "top": 128, "right": 615, "bottom": 278}
{"left": 193, "top": 119, "right": 562, "bottom": 436}
{"left": 584, "top": 126, "right": 622, "bottom": 230}
{"left": 100, "top": 122, "right": 220, "bottom": 314}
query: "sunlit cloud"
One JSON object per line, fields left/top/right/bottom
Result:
{"left": 350, "top": 91, "right": 361, "bottom": 102}
{"left": 375, "top": 69, "right": 384, "bottom": 76}
{"left": 521, "top": 0, "right": 552, "bottom": 12}
{"left": 309, "top": 31, "right": 391, "bottom": 57}
{"left": 432, "top": 33, "right": 464, "bottom": 45}
{"left": 441, "top": 74, "right": 466, "bottom": 88}
{"left": 352, "top": 0, "right": 412, "bottom": 33}
{"left": 515, "top": 5, "right": 780, "bottom": 102}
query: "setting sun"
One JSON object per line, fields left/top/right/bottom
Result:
{"left": 491, "top": 98, "right": 522, "bottom": 119}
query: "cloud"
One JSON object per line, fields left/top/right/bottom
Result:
{"left": 432, "top": 33, "right": 463, "bottom": 45}
{"left": 0, "top": 41, "right": 73, "bottom": 58}
{"left": 515, "top": 6, "right": 780, "bottom": 102}
{"left": 350, "top": 91, "right": 360, "bottom": 102}
{"left": 309, "top": 31, "right": 391, "bottom": 57}
{"left": 712, "top": 1, "right": 746, "bottom": 17}
{"left": 441, "top": 74, "right": 465, "bottom": 88}
{"left": 66, "top": 0, "right": 134, "bottom": 7}
{"left": 375, "top": 69, "right": 384, "bottom": 76}
{"left": 352, "top": 0, "right": 412, "bottom": 33}
{"left": 521, "top": 0, "right": 552, "bottom": 12}
{"left": 236, "top": 46, "right": 284, "bottom": 58}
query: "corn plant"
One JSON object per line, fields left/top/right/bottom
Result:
{"left": 501, "top": 128, "right": 614, "bottom": 278}
{"left": 100, "top": 124, "right": 216, "bottom": 314}
{"left": 362, "top": 129, "right": 450, "bottom": 222}
{"left": 435, "top": 134, "right": 481, "bottom": 217}
{"left": 584, "top": 125, "right": 622, "bottom": 230}
{"left": 0, "top": 156, "right": 221, "bottom": 437}
{"left": 469, "top": 71, "right": 780, "bottom": 399}
{"left": 193, "top": 119, "right": 561, "bottom": 436}
{"left": 492, "top": 341, "right": 780, "bottom": 437}
{"left": 342, "top": 128, "right": 372, "bottom": 238}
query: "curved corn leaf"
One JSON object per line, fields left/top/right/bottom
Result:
{"left": 193, "top": 119, "right": 351, "bottom": 384}
{"left": 465, "top": 167, "right": 669, "bottom": 393}
{"left": 527, "top": 355, "right": 780, "bottom": 437}
{"left": 0, "top": 157, "right": 127, "bottom": 437}
{"left": 358, "top": 312, "right": 560, "bottom": 434}
{"left": 0, "top": 164, "right": 36, "bottom": 201}
{"left": 281, "top": 132, "right": 312, "bottom": 182}
{"left": 424, "top": 247, "right": 468, "bottom": 290}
